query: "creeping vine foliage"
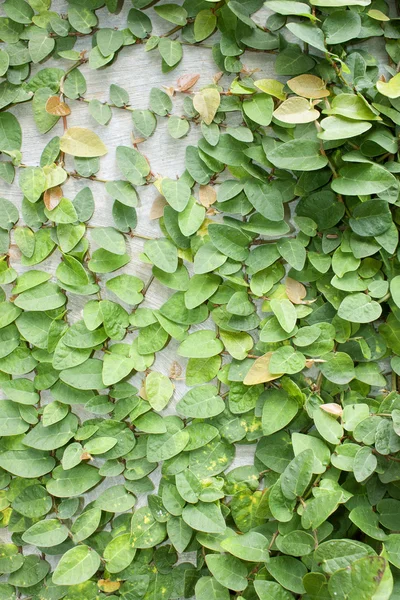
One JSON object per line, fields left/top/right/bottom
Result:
{"left": 2, "top": 0, "right": 400, "bottom": 598}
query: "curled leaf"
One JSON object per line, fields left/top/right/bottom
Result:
{"left": 320, "top": 403, "right": 343, "bottom": 417}
{"left": 176, "top": 73, "right": 200, "bottom": 91}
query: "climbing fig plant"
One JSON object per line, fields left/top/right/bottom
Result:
{"left": 1, "top": 0, "right": 400, "bottom": 598}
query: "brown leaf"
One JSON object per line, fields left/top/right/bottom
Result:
{"left": 243, "top": 352, "right": 282, "bottom": 386}
{"left": 131, "top": 135, "right": 146, "bottom": 145}
{"left": 98, "top": 580, "right": 121, "bottom": 593}
{"left": 81, "top": 452, "right": 92, "bottom": 460}
{"left": 320, "top": 403, "right": 343, "bottom": 418}
{"left": 199, "top": 185, "right": 217, "bottom": 208}
{"left": 43, "top": 186, "right": 63, "bottom": 211}
{"left": 150, "top": 196, "right": 167, "bottom": 220}
{"left": 45, "top": 96, "right": 71, "bottom": 116}
{"left": 169, "top": 361, "right": 182, "bottom": 379}
{"left": 176, "top": 73, "right": 200, "bottom": 92}
{"left": 286, "top": 277, "right": 307, "bottom": 304}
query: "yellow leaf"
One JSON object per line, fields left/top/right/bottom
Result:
{"left": 193, "top": 87, "right": 221, "bottom": 125}
{"left": 254, "top": 78, "right": 286, "bottom": 100}
{"left": 273, "top": 97, "right": 320, "bottom": 124}
{"left": 367, "top": 9, "right": 390, "bottom": 21}
{"left": 60, "top": 127, "right": 108, "bottom": 157}
{"left": 243, "top": 352, "right": 282, "bottom": 386}
{"left": 98, "top": 579, "right": 121, "bottom": 593}
{"left": 287, "top": 74, "right": 330, "bottom": 99}
{"left": 376, "top": 73, "right": 400, "bottom": 99}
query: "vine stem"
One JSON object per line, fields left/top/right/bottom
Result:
{"left": 77, "top": 97, "right": 135, "bottom": 112}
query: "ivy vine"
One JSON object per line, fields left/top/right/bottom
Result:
{"left": 1, "top": 0, "right": 400, "bottom": 599}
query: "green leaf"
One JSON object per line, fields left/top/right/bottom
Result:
{"left": 116, "top": 145, "right": 150, "bottom": 185}
{"left": 154, "top": 4, "right": 187, "bottom": 26}
{"left": 267, "top": 140, "right": 328, "bottom": 171}
{"left": 158, "top": 38, "right": 182, "bottom": 67}
{"left": 349, "top": 199, "right": 392, "bottom": 236}
{"left": 262, "top": 389, "right": 298, "bottom": 435}
{"left": 131, "top": 507, "right": 167, "bottom": 548}
{"left": 338, "top": 293, "right": 382, "bottom": 323}
{"left": 323, "top": 10, "right": 361, "bottom": 44}
{"left": 182, "top": 501, "right": 226, "bottom": 533}
{"left": 243, "top": 93, "right": 273, "bottom": 126}
{"left": 178, "top": 330, "right": 223, "bottom": 358}
{"left": 286, "top": 22, "right": 326, "bottom": 52}
{"left": 205, "top": 554, "right": 248, "bottom": 592}
{"left": 144, "top": 238, "right": 178, "bottom": 273}
{"left": 221, "top": 531, "right": 269, "bottom": 562}
{"left": 194, "top": 10, "right": 217, "bottom": 42}
{"left": 52, "top": 545, "right": 101, "bottom": 585}
{"left": 177, "top": 385, "right": 224, "bottom": 418}
{"left": 145, "top": 371, "right": 174, "bottom": 411}
{"left": 147, "top": 417, "right": 189, "bottom": 461}
{"left": 97, "top": 28, "right": 124, "bottom": 56}
{"left": 162, "top": 178, "right": 191, "bottom": 212}
{"left": 104, "top": 533, "right": 136, "bottom": 573}
{"left": 22, "top": 519, "right": 69, "bottom": 547}
{"left": 195, "top": 577, "right": 230, "bottom": 600}
{"left": 281, "top": 449, "right": 314, "bottom": 500}
{"left": 0, "top": 113, "right": 22, "bottom": 152}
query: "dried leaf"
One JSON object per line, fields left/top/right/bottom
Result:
{"left": 286, "top": 277, "right": 307, "bottom": 304}
{"left": 199, "top": 185, "right": 217, "bottom": 208}
{"left": 169, "top": 361, "right": 182, "bottom": 379}
{"left": 43, "top": 186, "right": 63, "bottom": 211}
{"left": 45, "top": 96, "right": 71, "bottom": 116}
{"left": 176, "top": 73, "right": 200, "bottom": 92}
